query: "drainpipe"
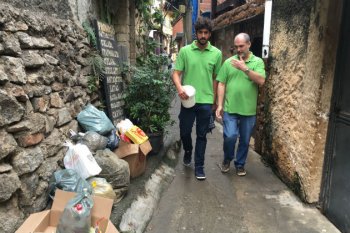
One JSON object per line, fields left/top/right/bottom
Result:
{"left": 262, "top": 0, "right": 272, "bottom": 59}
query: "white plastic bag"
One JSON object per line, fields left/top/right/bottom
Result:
{"left": 116, "top": 119, "right": 134, "bottom": 134}
{"left": 63, "top": 142, "right": 102, "bottom": 179}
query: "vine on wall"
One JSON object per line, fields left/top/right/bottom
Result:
{"left": 135, "top": 0, "right": 164, "bottom": 65}
{"left": 82, "top": 21, "right": 105, "bottom": 96}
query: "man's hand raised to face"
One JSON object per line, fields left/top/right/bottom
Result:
{"left": 231, "top": 56, "right": 248, "bottom": 71}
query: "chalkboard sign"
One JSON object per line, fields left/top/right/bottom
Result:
{"left": 94, "top": 20, "right": 127, "bottom": 126}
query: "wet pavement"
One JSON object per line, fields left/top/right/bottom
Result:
{"left": 144, "top": 119, "right": 340, "bottom": 233}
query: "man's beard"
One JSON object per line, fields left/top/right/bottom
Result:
{"left": 238, "top": 51, "right": 248, "bottom": 59}
{"left": 198, "top": 38, "right": 208, "bottom": 45}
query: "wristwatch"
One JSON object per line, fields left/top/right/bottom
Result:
{"left": 244, "top": 68, "right": 250, "bottom": 74}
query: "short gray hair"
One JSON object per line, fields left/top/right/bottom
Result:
{"left": 235, "top": 33, "right": 250, "bottom": 43}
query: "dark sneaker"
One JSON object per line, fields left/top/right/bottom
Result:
{"left": 183, "top": 151, "right": 192, "bottom": 167}
{"left": 195, "top": 167, "right": 206, "bottom": 180}
{"left": 220, "top": 160, "right": 230, "bottom": 173}
{"left": 236, "top": 167, "right": 246, "bottom": 176}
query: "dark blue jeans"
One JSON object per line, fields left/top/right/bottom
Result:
{"left": 223, "top": 112, "right": 256, "bottom": 168}
{"left": 179, "top": 103, "right": 212, "bottom": 168}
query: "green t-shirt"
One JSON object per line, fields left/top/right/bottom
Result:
{"left": 175, "top": 41, "right": 222, "bottom": 104}
{"left": 216, "top": 53, "right": 266, "bottom": 115}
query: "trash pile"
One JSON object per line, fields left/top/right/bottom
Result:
{"left": 16, "top": 104, "right": 154, "bottom": 233}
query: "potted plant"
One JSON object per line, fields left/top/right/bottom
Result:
{"left": 123, "top": 53, "right": 176, "bottom": 154}
{"left": 123, "top": 2, "right": 176, "bottom": 153}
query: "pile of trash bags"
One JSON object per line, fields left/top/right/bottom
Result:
{"left": 49, "top": 104, "right": 129, "bottom": 203}
{"left": 46, "top": 104, "right": 154, "bottom": 233}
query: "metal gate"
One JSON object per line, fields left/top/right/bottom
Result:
{"left": 321, "top": 1, "right": 350, "bottom": 232}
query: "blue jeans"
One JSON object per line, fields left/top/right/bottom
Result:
{"left": 223, "top": 112, "right": 256, "bottom": 168}
{"left": 179, "top": 104, "right": 212, "bottom": 168}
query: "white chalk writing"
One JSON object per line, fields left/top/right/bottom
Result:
{"left": 100, "top": 39, "right": 113, "bottom": 49}
{"left": 102, "top": 48, "right": 119, "bottom": 58}
{"left": 97, "top": 22, "right": 115, "bottom": 34}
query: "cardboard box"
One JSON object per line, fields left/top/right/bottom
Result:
{"left": 16, "top": 189, "right": 119, "bottom": 233}
{"left": 114, "top": 140, "right": 152, "bottom": 178}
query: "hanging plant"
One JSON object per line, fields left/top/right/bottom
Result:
{"left": 82, "top": 21, "right": 105, "bottom": 93}
{"left": 82, "top": 21, "right": 97, "bottom": 48}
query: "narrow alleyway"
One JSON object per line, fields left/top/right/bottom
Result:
{"left": 144, "top": 103, "right": 340, "bottom": 233}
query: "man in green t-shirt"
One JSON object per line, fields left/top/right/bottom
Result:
{"left": 172, "top": 17, "right": 222, "bottom": 180}
{"left": 216, "top": 33, "right": 266, "bottom": 176}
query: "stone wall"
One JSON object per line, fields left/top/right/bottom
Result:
{"left": 262, "top": 0, "right": 341, "bottom": 203}
{"left": 1, "top": 0, "right": 96, "bottom": 24}
{"left": 1, "top": 0, "right": 74, "bottom": 20}
{"left": 0, "top": 0, "right": 134, "bottom": 64}
{"left": 0, "top": 3, "right": 97, "bottom": 232}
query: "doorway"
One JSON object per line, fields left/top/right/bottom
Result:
{"left": 321, "top": 1, "right": 350, "bottom": 232}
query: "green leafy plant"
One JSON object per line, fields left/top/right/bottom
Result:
{"left": 152, "top": 8, "right": 164, "bottom": 30}
{"left": 123, "top": 54, "right": 175, "bottom": 134}
{"left": 134, "top": 0, "right": 169, "bottom": 64}
{"left": 82, "top": 21, "right": 97, "bottom": 48}
{"left": 124, "top": 1, "right": 176, "bottom": 134}
{"left": 81, "top": 21, "right": 105, "bottom": 93}
{"left": 87, "top": 52, "right": 105, "bottom": 92}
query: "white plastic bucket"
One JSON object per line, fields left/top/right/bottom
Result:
{"left": 181, "top": 85, "right": 196, "bottom": 108}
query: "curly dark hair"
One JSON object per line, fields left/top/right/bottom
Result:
{"left": 194, "top": 17, "right": 213, "bottom": 33}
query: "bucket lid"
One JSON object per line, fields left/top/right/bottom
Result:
{"left": 181, "top": 85, "right": 196, "bottom": 108}
{"left": 182, "top": 85, "right": 195, "bottom": 97}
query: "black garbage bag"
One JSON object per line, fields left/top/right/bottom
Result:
{"left": 106, "top": 129, "right": 119, "bottom": 150}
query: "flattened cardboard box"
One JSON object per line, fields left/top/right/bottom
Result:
{"left": 114, "top": 140, "right": 152, "bottom": 178}
{"left": 16, "top": 189, "right": 119, "bottom": 233}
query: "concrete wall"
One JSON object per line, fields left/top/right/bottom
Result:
{"left": 262, "top": 0, "right": 342, "bottom": 203}
{"left": 108, "top": 0, "right": 133, "bottom": 63}
{"left": 211, "top": 0, "right": 343, "bottom": 203}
